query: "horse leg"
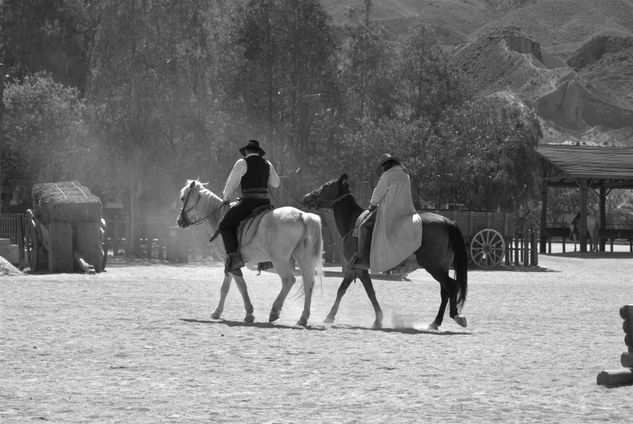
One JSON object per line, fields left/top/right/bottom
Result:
{"left": 358, "top": 271, "right": 383, "bottom": 329}
{"left": 297, "top": 264, "right": 315, "bottom": 327}
{"left": 429, "top": 289, "right": 448, "bottom": 331}
{"left": 447, "top": 276, "right": 468, "bottom": 328}
{"left": 324, "top": 271, "right": 356, "bottom": 324}
{"left": 211, "top": 273, "right": 232, "bottom": 319}
{"left": 269, "top": 261, "right": 295, "bottom": 323}
{"left": 426, "top": 267, "right": 451, "bottom": 330}
{"left": 232, "top": 273, "right": 254, "bottom": 322}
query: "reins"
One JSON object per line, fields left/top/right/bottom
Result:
{"left": 180, "top": 186, "right": 228, "bottom": 227}
{"left": 317, "top": 191, "right": 353, "bottom": 209}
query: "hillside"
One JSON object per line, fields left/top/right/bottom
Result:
{"left": 453, "top": 26, "right": 633, "bottom": 145}
{"left": 473, "top": 0, "right": 633, "bottom": 59}
{"left": 324, "top": 0, "right": 633, "bottom": 146}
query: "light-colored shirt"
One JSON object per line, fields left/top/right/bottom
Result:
{"left": 222, "top": 153, "right": 280, "bottom": 200}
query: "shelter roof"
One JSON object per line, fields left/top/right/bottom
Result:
{"left": 536, "top": 144, "right": 633, "bottom": 189}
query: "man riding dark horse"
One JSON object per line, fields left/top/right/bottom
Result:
{"left": 351, "top": 153, "right": 422, "bottom": 272}
{"left": 219, "top": 139, "right": 280, "bottom": 273}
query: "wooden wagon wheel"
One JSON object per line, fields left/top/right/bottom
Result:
{"left": 470, "top": 228, "right": 505, "bottom": 269}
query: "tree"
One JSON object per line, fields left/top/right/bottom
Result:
{"left": 226, "top": 0, "right": 339, "bottom": 175}
{"left": 395, "top": 24, "right": 469, "bottom": 124}
{"left": 337, "top": 9, "right": 397, "bottom": 124}
{"left": 87, "top": 0, "right": 229, "bottom": 255}
{"left": 0, "top": 0, "right": 96, "bottom": 90}
{"left": 413, "top": 98, "right": 542, "bottom": 210}
{"left": 2, "top": 73, "right": 93, "bottom": 191}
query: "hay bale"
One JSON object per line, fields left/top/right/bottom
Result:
{"left": 625, "top": 334, "right": 633, "bottom": 351}
{"left": 597, "top": 369, "right": 633, "bottom": 386}
{"left": 621, "top": 304, "right": 633, "bottom": 320}
{"left": 48, "top": 222, "right": 74, "bottom": 273}
{"left": 621, "top": 351, "right": 633, "bottom": 368}
{"left": 0, "top": 256, "right": 23, "bottom": 276}
{"left": 32, "top": 181, "right": 102, "bottom": 224}
{"left": 75, "top": 222, "right": 104, "bottom": 273}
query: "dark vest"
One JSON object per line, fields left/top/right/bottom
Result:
{"left": 241, "top": 155, "right": 270, "bottom": 197}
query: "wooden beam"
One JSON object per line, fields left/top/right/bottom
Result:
{"left": 540, "top": 182, "right": 548, "bottom": 254}
{"left": 579, "top": 179, "right": 587, "bottom": 252}
{"left": 600, "top": 185, "right": 606, "bottom": 252}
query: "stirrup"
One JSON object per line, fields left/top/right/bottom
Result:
{"left": 350, "top": 254, "right": 369, "bottom": 270}
{"left": 226, "top": 252, "right": 244, "bottom": 273}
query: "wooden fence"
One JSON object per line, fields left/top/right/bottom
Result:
{"left": 0, "top": 212, "right": 24, "bottom": 244}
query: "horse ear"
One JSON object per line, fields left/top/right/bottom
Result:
{"left": 189, "top": 181, "right": 196, "bottom": 189}
{"left": 339, "top": 173, "right": 348, "bottom": 183}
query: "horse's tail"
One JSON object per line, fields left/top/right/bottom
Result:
{"left": 447, "top": 221, "right": 468, "bottom": 312}
{"left": 301, "top": 212, "right": 324, "bottom": 283}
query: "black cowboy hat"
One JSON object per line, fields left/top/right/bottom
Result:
{"left": 376, "top": 153, "right": 400, "bottom": 171}
{"left": 239, "top": 139, "right": 265, "bottom": 157}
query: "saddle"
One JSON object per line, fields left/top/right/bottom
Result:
{"left": 237, "top": 204, "right": 274, "bottom": 247}
{"left": 352, "top": 208, "right": 422, "bottom": 275}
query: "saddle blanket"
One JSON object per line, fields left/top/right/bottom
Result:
{"left": 237, "top": 204, "right": 274, "bottom": 248}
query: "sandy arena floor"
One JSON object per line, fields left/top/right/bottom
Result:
{"left": 2, "top": 247, "right": 633, "bottom": 423}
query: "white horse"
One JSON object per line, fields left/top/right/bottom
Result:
{"left": 563, "top": 213, "right": 600, "bottom": 252}
{"left": 177, "top": 179, "right": 323, "bottom": 326}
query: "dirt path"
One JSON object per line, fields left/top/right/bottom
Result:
{"left": 2, "top": 252, "right": 633, "bottom": 423}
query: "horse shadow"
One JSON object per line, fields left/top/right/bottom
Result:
{"left": 181, "top": 318, "right": 471, "bottom": 335}
{"left": 330, "top": 324, "right": 472, "bottom": 336}
{"left": 180, "top": 318, "right": 327, "bottom": 331}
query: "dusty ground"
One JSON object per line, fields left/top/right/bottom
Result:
{"left": 2, "top": 246, "right": 633, "bottom": 423}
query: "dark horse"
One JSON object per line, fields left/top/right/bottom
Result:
{"left": 302, "top": 174, "right": 468, "bottom": 330}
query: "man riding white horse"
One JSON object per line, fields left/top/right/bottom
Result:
{"left": 219, "top": 139, "right": 280, "bottom": 273}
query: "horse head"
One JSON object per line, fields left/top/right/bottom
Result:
{"left": 302, "top": 174, "right": 351, "bottom": 209}
{"left": 177, "top": 180, "right": 202, "bottom": 228}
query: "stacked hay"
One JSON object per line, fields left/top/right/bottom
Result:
{"left": 31, "top": 182, "right": 104, "bottom": 273}
{"left": 597, "top": 305, "right": 633, "bottom": 386}
{"left": 0, "top": 256, "right": 23, "bottom": 276}
{"left": 32, "top": 181, "right": 102, "bottom": 224}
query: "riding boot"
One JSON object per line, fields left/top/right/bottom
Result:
{"left": 227, "top": 252, "right": 244, "bottom": 273}
{"left": 351, "top": 233, "right": 370, "bottom": 271}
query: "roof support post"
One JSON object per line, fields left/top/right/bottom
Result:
{"left": 599, "top": 185, "right": 606, "bottom": 252}
{"left": 579, "top": 179, "right": 588, "bottom": 253}
{"left": 540, "top": 181, "right": 548, "bottom": 254}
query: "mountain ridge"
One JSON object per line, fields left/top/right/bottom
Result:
{"left": 323, "top": 0, "right": 633, "bottom": 146}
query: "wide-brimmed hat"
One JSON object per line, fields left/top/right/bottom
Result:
{"left": 239, "top": 139, "right": 265, "bottom": 157}
{"left": 375, "top": 153, "right": 400, "bottom": 171}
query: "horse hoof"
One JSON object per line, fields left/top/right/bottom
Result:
{"left": 372, "top": 321, "right": 382, "bottom": 329}
{"left": 324, "top": 315, "right": 335, "bottom": 324}
{"left": 269, "top": 310, "right": 280, "bottom": 323}
{"left": 297, "top": 318, "right": 308, "bottom": 327}
{"left": 244, "top": 314, "right": 254, "bottom": 323}
{"left": 428, "top": 322, "right": 439, "bottom": 331}
{"left": 211, "top": 311, "right": 221, "bottom": 320}
{"left": 453, "top": 315, "right": 467, "bottom": 328}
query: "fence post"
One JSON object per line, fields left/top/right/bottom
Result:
{"left": 531, "top": 229, "right": 538, "bottom": 266}
{"left": 514, "top": 231, "right": 520, "bottom": 265}
{"left": 505, "top": 238, "right": 511, "bottom": 266}
{"left": 17, "top": 214, "right": 25, "bottom": 270}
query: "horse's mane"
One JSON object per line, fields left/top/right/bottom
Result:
{"left": 181, "top": 179, "right": 222, "bottom": 203}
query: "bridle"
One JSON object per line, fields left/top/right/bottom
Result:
{"left": 311, "top": 190, "right": 353, "bottom": 209}
{"left": 179, "top": 186, "right": 228, "bottom": 228}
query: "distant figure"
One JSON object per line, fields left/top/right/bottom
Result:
{"left": 567, "top": 212, "right": 600, "bottom": 251}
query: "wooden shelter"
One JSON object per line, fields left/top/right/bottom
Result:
{"left": 536, "top": 145, "right": 633, "bottom": 252}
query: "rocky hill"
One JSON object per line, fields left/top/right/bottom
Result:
{"left": 323, "top": 0, "right": 633, "bottom": 146}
